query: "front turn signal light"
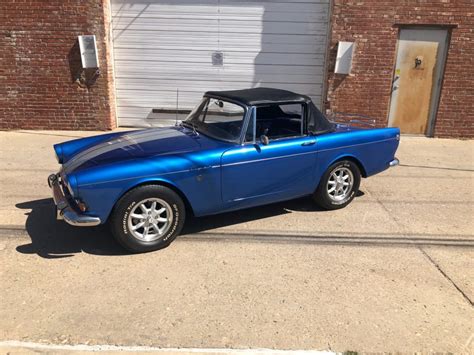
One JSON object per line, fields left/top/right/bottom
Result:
{"left": 76, "top": 200, "right": 87, "bottom": 212}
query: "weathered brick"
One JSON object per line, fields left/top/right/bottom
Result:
{"left": 0, "top": 0, "right": 116, "bottom": 131}
{"left": 1, "top": 0, "right": 472, "bottom": 138}
{"left": 326, "top": 0, "right": 473, "bottom": 138}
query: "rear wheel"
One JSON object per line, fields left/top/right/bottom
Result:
{"left": 110, "top": 185, "right": 185, "bottom": 253}
{"left": 313, "top": 160, "right": 361, "bottom": 210}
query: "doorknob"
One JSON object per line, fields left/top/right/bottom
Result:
{"left": 301, "top": 140, "right": 316, "bottom": 146}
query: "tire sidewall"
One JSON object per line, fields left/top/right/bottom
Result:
{"left": 317, "top": 160, "right": 361, "bottom": 209}
{"left": 111, "top": 185, "right": 185, "bottom": 252}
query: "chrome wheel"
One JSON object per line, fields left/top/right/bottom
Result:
{"left": 327, "top": 167, "right": 354, "bottom": 202}
{"left": 127, "top": 198, "right": 173, "bottom": 242}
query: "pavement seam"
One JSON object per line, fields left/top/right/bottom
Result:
{"left": 399, "top": 163, "right": 474, "bottom": 172}
{"left": 363, "top": 185, "right": 409, "bottom": 235}
{"left": 0, "top": 341, "right": 337, "bottom": 354}
{"left": 1, "top": 226, "right": 474, "bottom": 248}
{"left": 418, "top": 247, "right": 473, "bottom": 306}
{"left": 1, "top": 224, "right": 473, "bottom": 239}
{"left": 9, "top": 131, "right": 87, "bottom": 138}
{"left": 367, "top": 184, "right": 474, "bottom": 306}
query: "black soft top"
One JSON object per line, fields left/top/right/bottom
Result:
{"left": 204, "top": 87, "right": 335, "bottom": 135}
{"left": 205, "top": 87, "right": 310, "bottom": 106}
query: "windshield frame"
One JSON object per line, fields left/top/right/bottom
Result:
{"left": 183, "top": 96, "right": 249, "bottom": 144}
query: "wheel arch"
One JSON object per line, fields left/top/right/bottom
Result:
{"left": 112, "top": 179, "right": 195, "bottom": 218}
{"left": 326, "top": 155, "right": 367, "bottom": 178}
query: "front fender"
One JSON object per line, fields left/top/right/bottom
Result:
{"left": 75, "top": 160, "right": 223, "bottom": 223}
{"left": 77, "top": 176, "right": 190, "bottom": 223}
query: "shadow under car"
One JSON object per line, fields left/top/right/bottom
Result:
{"left": 14, "top": 195, "right": 335, "bottom": 258}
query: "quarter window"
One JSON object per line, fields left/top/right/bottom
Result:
{"left": 255, "top": 103, "right": 304, "bottom": 140}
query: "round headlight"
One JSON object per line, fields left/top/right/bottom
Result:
{"left": 53, "top": 144, "right": 63, "bottom": 164}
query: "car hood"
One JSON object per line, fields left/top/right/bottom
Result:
{"left": 62, "top": 127, "right": 200, "bottom": 174}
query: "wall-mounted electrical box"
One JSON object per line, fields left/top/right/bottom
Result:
{"left": 334, "top": 41, "right": 354, "bottom": 74}
{"left": 78, "top": 35, "right": 99, "bottom": 69}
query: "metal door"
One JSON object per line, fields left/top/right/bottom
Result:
{"left": 388, "top": 28, "right": 448, "bottom": 135}
{"left": 221, "top": 136, "right": 317, "bottom": 203}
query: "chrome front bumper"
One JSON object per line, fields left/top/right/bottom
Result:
{"left": 48, "top": 174, "right": 101, "bottom": 227}
{"left": 389, "top": 158, "right": 400, "bottom": 167}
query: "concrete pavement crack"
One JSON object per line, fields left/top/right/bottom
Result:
{"left": 366, "top": 184, "right": 473, "bottom": 306}
{"left": 418, "top": 247, "right": 473, "bottom": 306}
{"left": 364, "top": 185, "right": 403, "bottom": 228}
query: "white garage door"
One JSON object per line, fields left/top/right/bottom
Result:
{"left": 111, "top": 0, "right": 330, "bottom": 127}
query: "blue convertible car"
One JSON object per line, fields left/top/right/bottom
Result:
{"left": 48, "top": 88, "right": 400, "bottom": 252}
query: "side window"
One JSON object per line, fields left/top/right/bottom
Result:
{"left": 256, "top": 103, "right": 304, "bottom": 140}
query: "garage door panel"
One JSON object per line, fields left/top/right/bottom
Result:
{"left": 115, "top": 83, "right": 323, "bottom": 95}
{"left": 112, "top": 0, "right": 329, "bottom": 127}
{"left": 113, "top": 42, "right": 327, "bottom": 54}
{"left": 112, "top": 1, "right": 328, "bottom": 16}
{"left": 113, "top": 18, "right": 328, "bottom": 36}
{"left": 117, "top": 106, "right": 187, "bottom": 123}
{"left": 116, "top": 90, "right": 204, "bottom": 108}
{"left": 119, "top": 115, "right": 184, "bottom": 128}
{"left": 116, "top": 76, "right": 323, "bottom": 91}
{"left": 112, "top": 2, "right": 219, "bottom": 16}
{"left": 114, "top": 33, "right": 328, "bottom": 49}
{"left": 112, "top": 11, "right": 327, "bottom": 23}
{"left": 115, "top": 72, "right": 323, "bottom": 85}
{"left": 114, "top": 51, "right": 324, "bottom": 66}
{"left": 117, "top": 85, "right": 321, "bottom": 104}
{"left": 115, "top": 62, "right": 323, "bottom": 77}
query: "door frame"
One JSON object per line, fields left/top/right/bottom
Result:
{"left": 388, "top": 25, "right": 452, "bottom": 137}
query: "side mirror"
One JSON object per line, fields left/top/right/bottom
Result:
{"left": 260, "top": 135, "right": 269, "bottom": 145}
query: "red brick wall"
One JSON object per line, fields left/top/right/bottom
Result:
{"left": 326, "top": 0, "right": 473, "bottom": 138}
{"left": 1, "top": 0, "right": 472, "bottom": 137}
{"left": 0, "top": 0, "right": 116, "bottom": 131}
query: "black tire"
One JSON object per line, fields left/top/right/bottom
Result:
{"left": 313, "top": 160, "right": 361, "bottom": 210}
{"left": 110, "top": 185, "right": 185, "bottom": 253}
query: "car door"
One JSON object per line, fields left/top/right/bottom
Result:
{"left": 221, "top": 104, "right": 318, "bottom": 204}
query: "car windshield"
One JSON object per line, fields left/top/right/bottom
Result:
{"left": 183, "top": 97, "right": 246, "bottom": 143}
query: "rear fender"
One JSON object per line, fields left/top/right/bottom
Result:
{"left": 315, "top": 127, "right": 400, "bottom": 186}
{"left": 325, "top": 154, "right": 368, "bottom": 177}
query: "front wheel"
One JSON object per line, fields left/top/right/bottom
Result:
{"left": 313, "top": 160, "right": 361, "bottom": 210}
{"left": 110, "top": 185, "right": 185, "bottom": 253}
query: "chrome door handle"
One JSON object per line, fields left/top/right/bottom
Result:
{"left": 301, "top": 140, "right": 316, "bottom": 146}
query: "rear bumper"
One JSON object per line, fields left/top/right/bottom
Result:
{"left": 48, "top": 174, "right": 101, "bottom": 227}
{"left": 389, "top": 158, "right": 400, "bottom": 167}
